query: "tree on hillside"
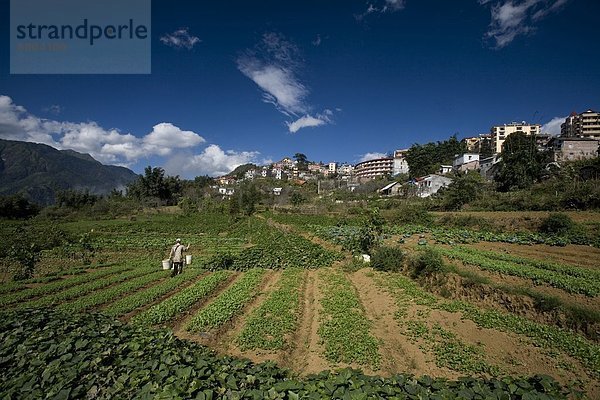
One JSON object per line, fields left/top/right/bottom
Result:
{"left": 294, "top": 153, "right": 308, "bottom": 170}
{"left": 127, "top": 166, "right": 182, "bottom": 205}
{"left": 405, "top": 135, "right": 466, "bottom": 177}
{"left": 438, "top": 171, "right": 486, "bottom": 210}
{"left": 0, "top": 195, "right": 40, "bottom": 219}
{"left": 229, "top": 164, "right": 257, "bottom": 180}
{"left": 494, "top": 132, "right": 548, "bottom": 192}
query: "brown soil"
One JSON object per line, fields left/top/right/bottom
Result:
{"left": 287, "top": 268, "right": 332, "bottom": 375}
{"left": 348, "top": 268, "right": 445, "bottom": 377}
{"left": 429, "top": 307, "right": 597, "bottom": 396}
{"left": 445, "top": 258, "right": 600, "bottom": 312}
{"left": 364, "top": 268, "right": 598, "bottom": 396}
{"left": 468, "top": 242, "right": 600, "bottom": 269}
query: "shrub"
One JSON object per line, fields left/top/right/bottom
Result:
{"left": 370, "top": 246, "right": 405, "bottom": 272}
{"left": 409, "top": 249, "right": 445, "bottom": 278}
{"left": 206, "top": 252, "right": 236, "bottom": 270}
{"left": 539, "top": 213, "right": 574, "bottom": 235}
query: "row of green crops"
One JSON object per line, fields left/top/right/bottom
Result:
{"left": 391, "top": 224, "right": 600, "bottom": 247}
{"left": 16, "top": 267, "right": 157, "bottom": 311}
{"left": 438, "top": 247, "right": 600, "bottom": 297}
{"left": 318, "top": 269, "right": 381, "bottom": 368}
{"left": 375, "top": 273, "right": 499, "bottom": 375}
{"left": 403, "top": 320, "right": 500, "bottom": 375}
{"left": 0, "top": 263, "right": 114, "bottom": 295}
{"left": 236, "top": 268, "right": 305, "bottom": 351}
{"left": 455, "top": 246, "right": 600, "bottom": 280}
{"left": 0, "top": 263, "right": 134, "bottom": 307}
{"left": 229, "top": 219, "right": 343, "bottom": 270}
{"left": 186, "top": 268, "right": 266, "bottom": 332}
{"left": 102, "top": 269, "right": 204, "bottom": 317}
{"left": 131, "top": 270, "right": 232, "bottom": 327}
{"left": 0, "top": 308, "right": 570, "bottom": 399}
{"left": 57, "top": 270, "right": 170, "bottom": 314}
{"left": 376, "top": 271, "right": 600, "bottom": 376}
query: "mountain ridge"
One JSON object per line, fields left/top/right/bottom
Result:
{"left": 0, "top": 139, "right": 139, "bottom": 205}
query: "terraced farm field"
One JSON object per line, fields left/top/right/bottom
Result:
{"left": 1, "top": 211, "right": 599, "bottom": 398}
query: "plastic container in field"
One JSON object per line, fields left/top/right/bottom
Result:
{"left": 162, "top": 259, "right": 172, "bottom": 270}
{"left": 185, "top": 255, "right": 192, "bottom": 265}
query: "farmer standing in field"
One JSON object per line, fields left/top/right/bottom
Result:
{"left": 169, "top": 238, "right": 190, "bottom": 277}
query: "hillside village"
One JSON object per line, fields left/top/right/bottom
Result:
{"left": 215, "top": 109, "right": 600, "bottom": 199}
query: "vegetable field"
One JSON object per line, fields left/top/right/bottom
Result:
{"left": 1, "top": 211, "right": 599, "bottom": 398}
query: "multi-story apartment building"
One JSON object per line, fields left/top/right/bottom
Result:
{"left": 490, "top": 122, "right": 541, "bottom": 154}
{"left": 328, "top": 162, "right": 337, "bottom": 174}
{"left": 561, "top": 109, "right": 600, "bottom": 139}
{"left": 354, "top": 157, "right": 394, "bottom": 179}
{"left": 338, "top": 164, "right": 354, "bottom": 176}
{"left": 393, "top": 149, "right": 410, "bottom": 176}
{"left": 549, "top": 137, "right": 599, "bottom": 162}
{"left": 463, "top": 137, "right": 480, "bottom": 152}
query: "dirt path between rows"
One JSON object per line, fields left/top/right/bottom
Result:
{"left": 348, "top": 268, "right": 441, "bottom": 377}
{"left": 287, "top": 268, "right": 331, "bottom": 375}
{"left": 468, "top": 242, "right": 600, "bottom": 269}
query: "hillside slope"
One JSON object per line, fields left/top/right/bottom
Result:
{"left": 0, "top": 139, "right": 138, "bottom": 204}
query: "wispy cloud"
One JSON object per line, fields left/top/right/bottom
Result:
{"left": 480, "top": 0, "right": 570, "bottom": 48}
{"left": 160, "top": 28, "right": 201, "bottom": 50}
{"left": 542, "top": 115, "right": 566, "bottom": 136}
{"left": 237, "top": 32, "right": 335, "bottom": 133}
{"left": 358, "top": 152, "right": 388, "bottom": 163}
{"left": 43, "top": 104, "right": 62, "bottom": 115}
{"left": 312, "top": 34, "right": 322, "bottom": 47}
{"left": 286, "top": 110, "right": 333, "bottom": 134}
{"left": 356, "top": 0, "right": 407, "bottom": 20}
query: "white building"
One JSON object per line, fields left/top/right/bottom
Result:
{"left": 328, "top": 162, "right": 337, "bottom": 174}
{"left": 415, "top": 175, "right": 453, "bottom": 198}
{"left": 393, "top": 149, "right": 410, "bottom": 176}
{"left": 338, "top": 164, "right": 354, "bottom": 176}
{"left": 561, "top": 109, "right": 600, "bottom": 139}
{"left": 354, "top": 157, "right": 394, "bottom": 179}
{"left": 490, "top": 122, "right": 541, "bottom": 154}
{"left": 453, "top": 153, "right": 480, "bottom": 172}
{"left": 439, "top": 165, "right": 453, "bottom": 175}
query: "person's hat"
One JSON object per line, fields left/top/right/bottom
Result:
{"left": 176, "top": 238, "right": 181, "bottom": 243}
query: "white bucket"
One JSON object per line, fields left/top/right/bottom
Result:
{"left": 162, "top": 259, "right": 172, "bottom": 270}
{"left": 185, "top": 255, "right": 192, "bottom": 265}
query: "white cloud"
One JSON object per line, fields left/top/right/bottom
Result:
{"left": 312, "top": 34, "right": 322, "bottom": 46}
{"left": 0, "top": 95, "right": 205, "bottom": 165}
{"left": 286, "top": 115, "right": 326, "bottom": 133}
{"left": 237, "top": 32, "right": 335, "bottom": 132}
{"left": 237, "top": 33, "right": 308, "bottom": 116}
{"left": 356, "top": 0, "right": 406, "bottom": 20}
{"left": 286, "top": 109, "right": 334, "bottom": 133}
{"left": 43, "top": 104, "right": 62, "bottom": 115}
{"left": 542, "top": 116, "right": 566, "bottom": 136}
{"left": 481, "top": 0, "right": 570, "bottom": 48}
{"left": 166, "top": 144, "right": 261, "bottom": 177}
{"left": 160, "top": 28, "right": 201, "bottom": 50}
{"left": 359, "top": 152, "right": 388, "bottom": 162}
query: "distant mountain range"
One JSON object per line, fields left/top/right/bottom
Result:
{"left": 0, "top": 139, "right": 139, "bottom": 205}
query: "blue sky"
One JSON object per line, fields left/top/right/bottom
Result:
{"left": 1, "top": 0, "right": 599, "bottom": 177}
